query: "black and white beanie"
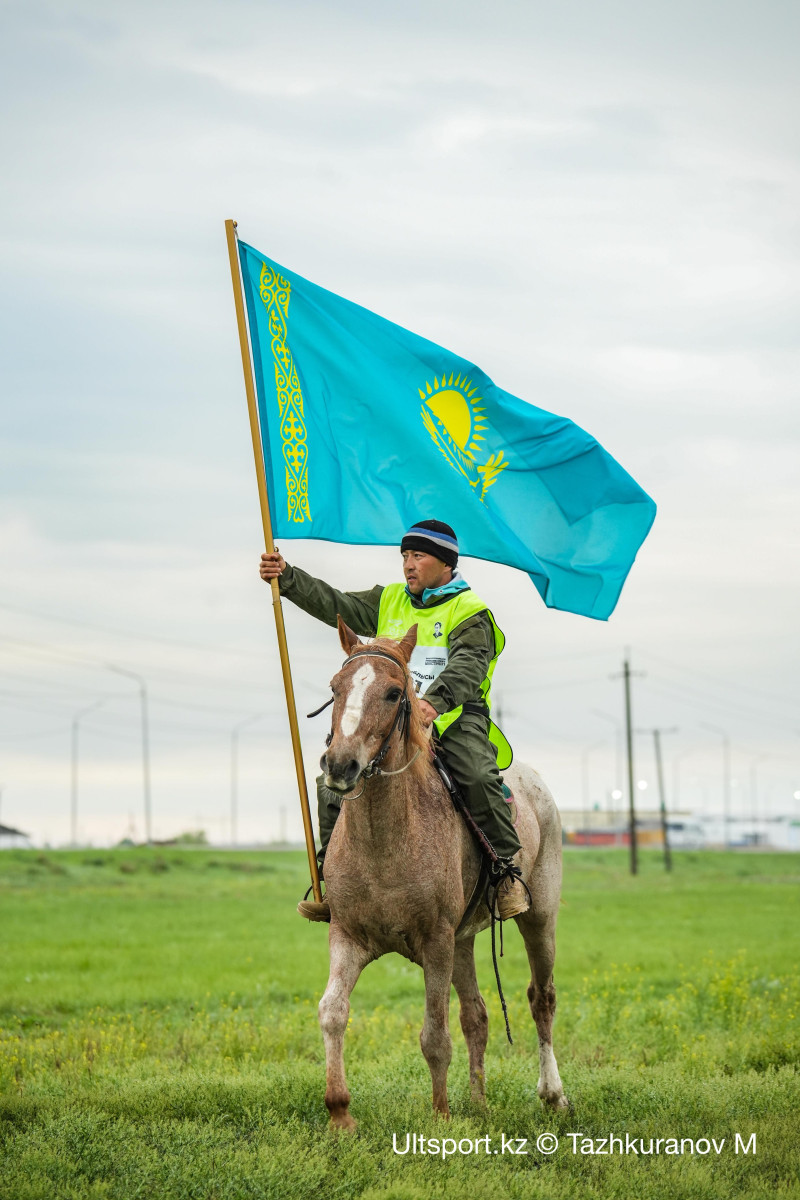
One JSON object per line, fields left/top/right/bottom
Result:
{"left": 400, "top": 520, "right": 459, "bottom": 569}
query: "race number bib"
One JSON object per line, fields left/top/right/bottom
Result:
{"left": 408, "top": 646, "right": 449, "bottom": 695}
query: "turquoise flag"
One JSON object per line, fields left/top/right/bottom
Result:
{"left": 239, "top": 240, "right": 656, "bottom": 620}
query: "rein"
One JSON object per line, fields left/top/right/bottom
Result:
{"left": 307, "top": 647, "right": 418, "bottom": 793}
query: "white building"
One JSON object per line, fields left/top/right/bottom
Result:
{"left": 0, "top": 823, "right": 32, "bottom": 850}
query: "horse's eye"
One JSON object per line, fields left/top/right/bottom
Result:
{"left": 386, "top": 688, "right": 402, "bottom": 703}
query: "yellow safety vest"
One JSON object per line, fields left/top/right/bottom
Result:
{"left": 376, "top": 583, "right": 513, "bottom": 769}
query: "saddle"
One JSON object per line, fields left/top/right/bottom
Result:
{"left": 429, "top": 726, "right": 515, "bottom": 934}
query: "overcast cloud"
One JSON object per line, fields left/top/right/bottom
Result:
{"left": 1, "top": 0, "right": 798, "bottom": 844}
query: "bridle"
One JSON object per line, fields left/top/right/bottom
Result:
{"left": 307, "top": 648, "right": 421, "bottom": 795}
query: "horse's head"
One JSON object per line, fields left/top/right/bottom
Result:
{"left": 320, "top": 616, "right": 420, "bottom": 793}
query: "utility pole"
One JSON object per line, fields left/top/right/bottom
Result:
{"left": 612, "top": 653, "right": 646, "bottom": 875}
{"left": 636, "top": 726, "right": 678, "bottom": 870}
{"left": 613, "top": 652, "right": 647, "bottom": 874}
{"left": 653, "top": 729, "right": 671, "bottom": 871}
{"left": 621, "top": 654, "right": 639, "bottom": 875}
{"left": 654, "top": 728, "right": 677, "bottom": 871}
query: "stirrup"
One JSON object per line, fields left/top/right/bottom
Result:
{"left": 487, "top": 860, "right": 531, "bottom": 920}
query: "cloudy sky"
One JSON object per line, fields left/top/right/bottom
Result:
{"left": 1, "top": 0, "right": 798, "bottom": 846}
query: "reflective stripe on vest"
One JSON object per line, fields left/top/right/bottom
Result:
{"left": 376, "top": 583, "right": 512, "bottom": 769}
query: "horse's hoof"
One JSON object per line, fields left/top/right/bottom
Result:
{"left": 329, "top": 1113, "right": 357, "bottom": 1132}
{"left": 537, "top": 1080, "right": 569, "bottom": 1109}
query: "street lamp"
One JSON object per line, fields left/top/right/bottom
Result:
{"left": 581, "top": 740, "right": 606, "bottom": 832}
{"left": 106, "top": 664, "right": 152, "bottom": 844}
{"left": 701, "top": 722, "right": 732, "bottom": 849}
{"left": 671, "top": 745, "right": 702, "bottom": 810}
{"left": 71, "top": 701, "right": 104, "bottom": 845}
{"left": 230, "top": 714, "right": 265, "bottom": 846}
{"left": 591, "top": 710, "right": 623, "bottom": 795}
{"left": 749, "top": 754, "right": 770, "bottom": 844}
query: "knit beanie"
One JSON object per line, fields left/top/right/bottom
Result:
{"left": 400, "top": 520, "right": 459, "bottom": 569}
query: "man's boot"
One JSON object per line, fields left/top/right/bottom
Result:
{"left": 490, "top": 859, "right": 530, "bottom": 920}
{"left": 297, "top": 898, "right": 331, "bottom": 922}
{"left": 296, "top": 778, "right": 340, "bottom": 922}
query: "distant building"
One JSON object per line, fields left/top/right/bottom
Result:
{"left": 0, "top": 823, "right": 32, "bottom": 850}
{"left": 560, "top": 807, "right": 800, "bottom": 851}
{"left": 664, "top": 819, "right": 705, "bottom": 849}
{"left": 768, "top": 817, "right": 800, "bottom": 851}
{"left": 560, "top": 807, "right": 688, "bottom": 848}
{"left": 564, "top": 823, "right": 667, "bottom": 848}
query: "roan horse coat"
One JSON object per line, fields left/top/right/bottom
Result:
{"left": 316, "top": 618, "right": 568, "bottom": 1129}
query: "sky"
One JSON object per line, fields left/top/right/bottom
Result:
{"left": 1, "top": 0, "right": 798, "bottom": 846}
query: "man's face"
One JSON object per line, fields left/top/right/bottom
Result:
{"left": 402, "top": 550, "right": 452, "bottom": 595}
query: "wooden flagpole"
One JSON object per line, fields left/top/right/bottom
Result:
{"left": 224, "top": 219, "right": 322, "bottom": 902}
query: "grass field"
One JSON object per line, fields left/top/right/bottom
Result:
{"left": 1, "top": 847, "right": 798, "bottom": 1199}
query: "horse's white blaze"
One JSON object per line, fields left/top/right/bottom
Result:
{"left": 341, "top": 663, "right": 375, "bottom": 738}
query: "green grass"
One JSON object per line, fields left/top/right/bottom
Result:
{"left": 1, "top": 848, "right": 798, "bottom": 1199}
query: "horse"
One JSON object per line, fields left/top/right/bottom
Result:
{"left": 316, "top": 616, "right": 568, "bottom": 1129}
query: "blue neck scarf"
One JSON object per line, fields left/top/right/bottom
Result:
{"left": 405, "top": 569, "right": 470, "bottom": 606}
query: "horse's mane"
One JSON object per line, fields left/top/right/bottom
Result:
{"left": 349, "top": 638, "right": 433, "bottom": 786}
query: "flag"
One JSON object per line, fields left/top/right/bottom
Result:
{"left": 238, "top": 239, "right": 656, "bottom": 620}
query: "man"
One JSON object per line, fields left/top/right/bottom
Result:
{"left": 259, "top": 519, "right": 529, "bottom": 922}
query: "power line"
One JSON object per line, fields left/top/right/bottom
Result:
{"left": 0, "top": 636, "right": 282, "bottom": 695}
{"left": 637, "top": 649, "right": 800, "bottom": 711}
{"left": 500, "top": 674, "right": 611, "bottom": 694}
{"left": 0, "top": 726, "right": 71, "bottom": 743}
{"left": 0, "top": 600, "right": 268, "bottom": 662}
{"left": 640, "top": 676, "right": 796, "bottom": 730}
{"left": 0, "top": 669, "right": 130, "bottom": 699}
{"left": 0, "top": 685, "right": 281, "bottom": 726}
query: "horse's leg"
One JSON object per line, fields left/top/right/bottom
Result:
{"left": 420, "top": 932, "right": 456, "bottom": 1117}
{"left": 451, "top": 937, "right": 488, "bottom": 1105}
{"left": 319, "top": 928, "right": 370, "bottom": 1130}
{"left": 517, "top": 911, "right": 568, "bottom": 1109}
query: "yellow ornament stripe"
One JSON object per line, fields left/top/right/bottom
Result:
{"left": 258, "top": 263, "right": 311, "bottom": 524}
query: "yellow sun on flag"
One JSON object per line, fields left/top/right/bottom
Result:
{"left": 421, "top": 374, "right": 487, "bottom": 457}
{"left": 419, "top": 373, "right": 507, "bottom": 502}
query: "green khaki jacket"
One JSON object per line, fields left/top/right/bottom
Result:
{"left": 277, "top": 564, "right": 496, "bottom": 720}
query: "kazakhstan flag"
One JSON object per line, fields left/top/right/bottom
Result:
{"left": 239, "top": 240, "right": 656, "bottom": 620}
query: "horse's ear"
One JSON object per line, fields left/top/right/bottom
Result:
{"left": 397, "top": 624, "right": 418, "bottom": 663}
{"left": 338, "top": 614, "right": 363, "bottom": 655}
